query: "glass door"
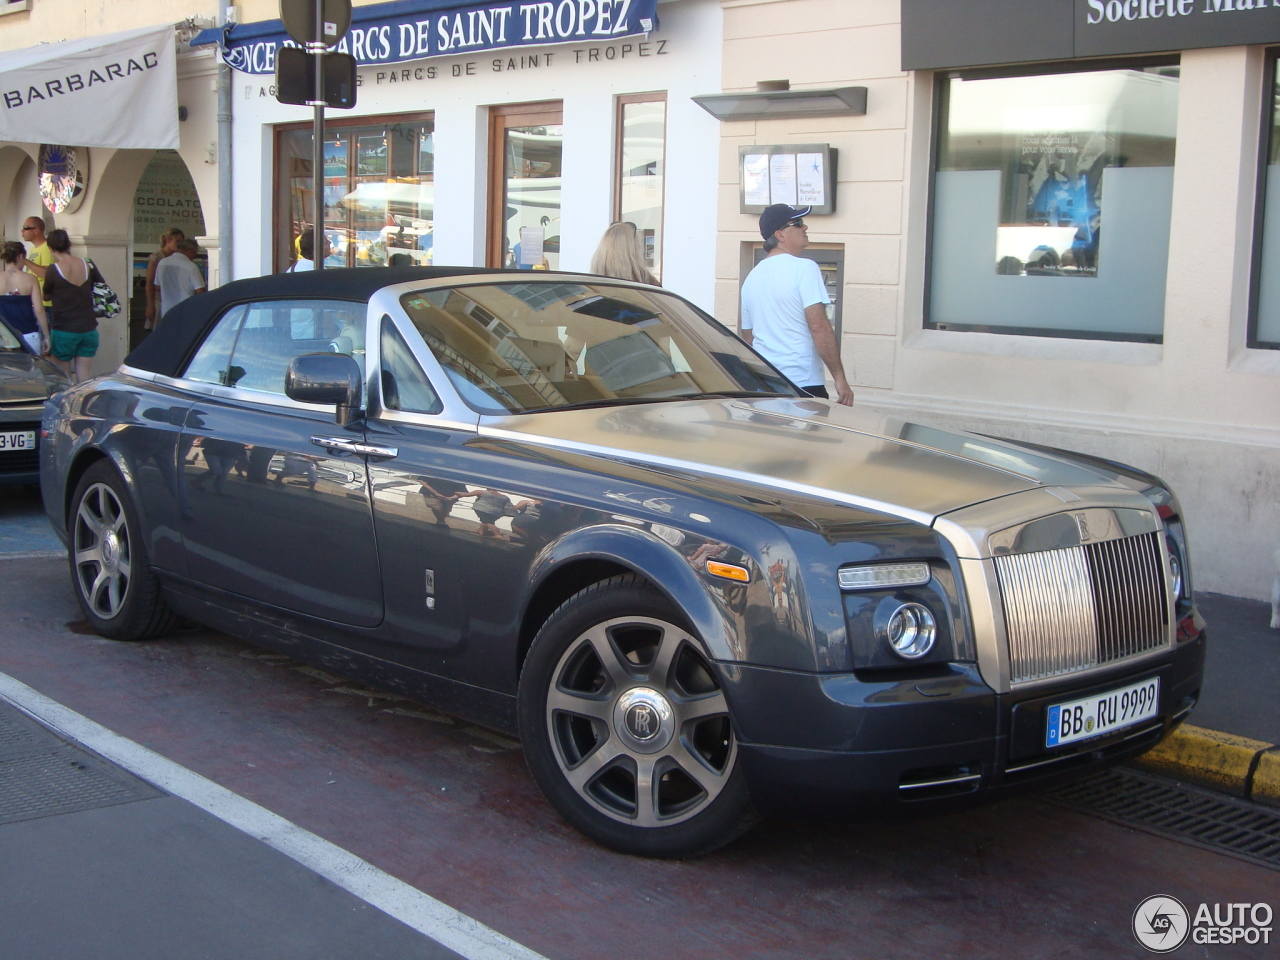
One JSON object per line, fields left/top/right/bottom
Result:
{"left": 487, "top": 102, "right": 563, "bottom": 270}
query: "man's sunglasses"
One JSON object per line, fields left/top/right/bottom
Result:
{"left": 787, "top": 219, "right": 807, "bottom": 229}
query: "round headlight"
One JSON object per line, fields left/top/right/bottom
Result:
{"left": 1167, "top": 550, "right": 1183, "bottom": 600}
{"left": 883, "top": 602, "right": 937, "bottom": 659}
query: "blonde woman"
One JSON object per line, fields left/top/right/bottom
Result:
{"left": 589, "top": 221, "right": 658, "bottom": 285}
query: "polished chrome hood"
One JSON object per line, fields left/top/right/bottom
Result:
{"left": 481, "top": 396, "right": 1123, "bottom": 524}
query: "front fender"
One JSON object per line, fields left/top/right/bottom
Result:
{"left": 44, "top": 380, "right": 190, "bottom": 575}
{"left": 528, "top": 523, "right": 743, "bottom": 663}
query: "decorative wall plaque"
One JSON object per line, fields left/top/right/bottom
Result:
{"left": 39, "top": 144, "right": 88, "bottom": 214}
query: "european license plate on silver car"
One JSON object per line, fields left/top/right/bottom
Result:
{"left": 1045, "top": 677, "right": 1160, "bottom": 748}
{"left": 0, "top": 430, "right": 35, "bottom": 451}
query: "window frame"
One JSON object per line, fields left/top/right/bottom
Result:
{"left": 272, "top": 110, "right": 436, "bottom": 274}
{"left": 613, "top": 91, "right": 668, "bottom": 281}
{"left": 176, "top": 296, "right": 370, "bottom": 412}
{"left": 922, "top": 55, "right": 1180, "bottom": 344}
{"left": 1247, "top": 46, "right": 1280, "bottom": 351}
{"left": 377, "top": 315, "right": 444, "bottom": 416}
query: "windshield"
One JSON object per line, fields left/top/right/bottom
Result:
{"left": 0, "top": 321, "right": 23, "bottom": 352}
{"left": 399, "top": 281, "right": 796, "bottom": 414}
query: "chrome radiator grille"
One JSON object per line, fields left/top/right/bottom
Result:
{"left": 994, "top": 531, "right": 1168, "bottom": 684}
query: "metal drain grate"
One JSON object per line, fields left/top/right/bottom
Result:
{"left": 1042, "top": 767, "right": 1280, "bottom": 871}
{"left": 0, "top": 750, "right": 161, "bottom": 825}
{"left": 0, "top": 709, "right": 60, "bottom": 754}
{"left": 0, "top": 700, "right": 162, "bottom": 825}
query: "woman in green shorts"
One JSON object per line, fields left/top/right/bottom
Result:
{"left": 41, "top": 229, "right": 103, "bottom": 382}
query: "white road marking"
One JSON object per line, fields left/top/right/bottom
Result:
{"left": 0, "top": 549, "right": 64, "bottom": 560}
{"left": 0, "top": 671, "right": 550, "bottom": 960}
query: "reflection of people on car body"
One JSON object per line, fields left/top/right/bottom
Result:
{"left": 419, "top": 477, "right": 468, "bottom": 526}
{"left": 191, "top": 438, "right": 245, "bottom": 495}
{"left": 687, "top": 541, "right": 729, "bottom": 569}
{"left": 275, "top": 453, "right": 317, "bottom": 491}
{"left": 456, "top": 487, "right": 512, "bottom": 538}
{"left": 510, "top": 498, "right": 550, "bottom": 545}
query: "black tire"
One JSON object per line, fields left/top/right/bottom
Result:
{"left": 518, "top": 574, "right": 758, "bottom": 858}
{"left": 68, "top": 460, "right": 179, "bottom": 641}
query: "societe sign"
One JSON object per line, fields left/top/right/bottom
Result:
{"left": 902, "top": 0, "right": 1280, "bottom": 71}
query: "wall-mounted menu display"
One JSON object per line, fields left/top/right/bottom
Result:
{"left": 739, "top": 143, "right": 836, "bottom": 215}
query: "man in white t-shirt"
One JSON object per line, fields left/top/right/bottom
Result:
{"left": 155, "top": 238, "right": 207, "bottom": 320}
{"left": 740, "top": 203, "right": 853, "bottom": 405}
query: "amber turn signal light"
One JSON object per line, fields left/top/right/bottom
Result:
{"left": 706, "top": 560, "right": 750, "bottom": 582}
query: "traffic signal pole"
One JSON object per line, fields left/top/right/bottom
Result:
{"left": 311, "top": 0, "right": 325, "bottom": 270}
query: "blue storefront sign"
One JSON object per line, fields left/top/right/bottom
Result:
{"left": 194, "top": 0, "right": 660, "bottom": 74}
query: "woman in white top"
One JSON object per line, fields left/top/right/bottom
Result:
{"left": 0, "top": 241, "right": 50, "bottom": 354}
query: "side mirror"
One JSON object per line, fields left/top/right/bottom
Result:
{"left": 286, "top": 353, "right": 363, "bottom": 425}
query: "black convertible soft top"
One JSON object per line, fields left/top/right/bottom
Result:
{"left": 124, "top": 266, "right": 507, "bottom": 379}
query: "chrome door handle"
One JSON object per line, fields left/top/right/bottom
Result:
{"left": 311, "top": 435, "right": 398, "bottom": 459}
{"left": 352, "top": 442, "right": 398, "bottom": 459}
{"left": 312, "top": 435, "right": 360, "bottom": 453}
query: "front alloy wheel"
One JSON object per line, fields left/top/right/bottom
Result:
{"left": 548, "top": 615, "right": 736, "bottom": 828}
{"left": 74, "top": 481, "right": 133, "bottom": 620}
{"left": 519, "top": 575, "right": 756, "bottom": 857}
{"left": 68, "top": 460, "right": 178, "bottom": 640}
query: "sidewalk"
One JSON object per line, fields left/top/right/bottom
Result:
{"left": 1133, "top": 592, "right": 1280, "bottom": 805}
{"left": 1187, "top": 592, "right": 1280, "bottom": 745}
{"left": 0, "top": 694, "right": 461, "bottom": 960}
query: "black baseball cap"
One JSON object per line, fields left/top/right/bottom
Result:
{"left": 759, "top": 203, "right": 811, "bottom": 239}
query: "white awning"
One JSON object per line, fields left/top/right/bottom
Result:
{"left": 0, "top": 24, "right": 178, "bottom": 150}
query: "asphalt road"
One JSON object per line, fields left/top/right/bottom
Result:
{"left": 1, "top": 547, "right": 1276, "bottom": 960}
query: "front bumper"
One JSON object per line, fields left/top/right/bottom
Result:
{"left": 719, "top": 628, "right": 1205, "bottom": 820}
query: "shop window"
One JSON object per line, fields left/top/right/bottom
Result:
{"left": 275, "top": 114, "right": 435, "bottom": 272}
{"left": 1251, "top": 51, "right": 1280, "bottom": 350}
{"left": 615, "top": 94, "right": 667, "bottom": 281}
{"left": 488, "top": 102, "right": 563, "bottom": 270}
{"left": 927, "top": 62, "right": 1179, "bottom": 342}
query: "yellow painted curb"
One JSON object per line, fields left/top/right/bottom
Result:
{"left": 1253, "top": 749, "right": 1280, "bottom": 809}
{"left": 1133, "top": 724, "right": 1272, "bottom": 797}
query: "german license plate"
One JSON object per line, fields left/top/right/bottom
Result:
{"left": 0, "top": 430, "right": 35, "bottom": 451}
{"left": 1045, "top": 677, "right": 1160, "bottom": 748}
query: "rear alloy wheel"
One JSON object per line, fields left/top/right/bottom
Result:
{"left": 70, "top": 460, "right": 178, "bottom": 640}
{"left": 519, "top": 575, "right": 756, "bottom": 857}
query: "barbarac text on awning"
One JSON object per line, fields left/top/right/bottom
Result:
{"left": 202, "top": 0, "right": 659, "bottom": 75}
{"left": 0, "top": 24, "right": 179, "bottom": 150}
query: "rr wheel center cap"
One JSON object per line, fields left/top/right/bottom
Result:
{"left": 101, "top": 532, "right": 119, "bottom": 572}
{"left": 614, "top": 687, "right": 675, "bottom": 754}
